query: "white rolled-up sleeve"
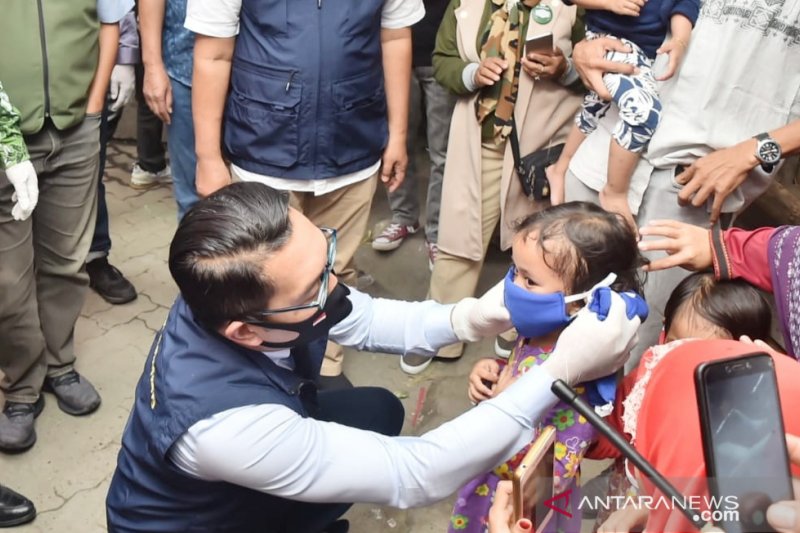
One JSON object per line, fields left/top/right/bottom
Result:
{"left": 170, "top": 366, "right": 559, "bottom": 507}
{"left": 327, "top": 286, "right": 459, "bottom": 356}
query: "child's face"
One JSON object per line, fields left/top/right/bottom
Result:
{"left": 510, "top": 232, "right": 568, "bottom": 296}
{"left": 665, "top": 306, "right": 731, "bottom": 342}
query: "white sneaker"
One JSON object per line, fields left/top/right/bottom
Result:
{"left": 400, "top": 353, "right": 433, "bottom": 375}
{"left": 130, "top": 163, "right": 172, "bottom": 189}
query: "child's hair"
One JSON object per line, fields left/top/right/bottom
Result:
{"left": 663, "top": 273, "right": 772, "bottom": 341}
{"left": 513, "top": 202, "right": 647, "bottom": 295}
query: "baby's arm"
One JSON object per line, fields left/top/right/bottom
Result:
{"left": 655, "top": 14, "right": 694, "bottom": 81}
{"left": 565, "top": 0, "right": 645, "bottom": 17}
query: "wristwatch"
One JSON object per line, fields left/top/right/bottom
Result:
{"left": 753, "top": 132, "right": 782, "bottom": 172}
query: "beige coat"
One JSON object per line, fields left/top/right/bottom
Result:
{"left": 437, "top": 0, "right": 583, "bottom": 261}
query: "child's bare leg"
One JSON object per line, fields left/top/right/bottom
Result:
{"left": 547, "top": 125, "right": 586, "bottom": 205}
{"left": 601, "top": 139, "right": 640, "bottom": 230}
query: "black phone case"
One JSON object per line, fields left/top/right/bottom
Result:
{"left": 695, "top": 353, "right": 791, "bottom": 532}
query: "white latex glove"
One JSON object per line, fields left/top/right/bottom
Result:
{"left": 541, "top": 290, "right": 642, "bottom": 385}
{"left": 5, "top": 160, "right": 39, "bottom": 221}
{"left": 108, "top": 64, "right": 136, "bottom": 114}
{"left": 451, "top": 280, "right": 512, "bottom": 343}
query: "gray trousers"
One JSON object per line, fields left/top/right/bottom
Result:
{"left": 0, "top": 116, "right": 100, "bottom": 402}
{"left": 565, "top": 168, "right": 710, "bottom": 370}
{"left": 386, "top": 66, "right": 456, "bottom": 243}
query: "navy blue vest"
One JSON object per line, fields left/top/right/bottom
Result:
{"left": 105, "top": 296, "right": 327, "bottom": 532}
{"left": 223, "top": 0, "right": 389, "bottom": 180}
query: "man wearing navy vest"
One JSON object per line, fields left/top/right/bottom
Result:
{"left": 184, "top": 0, "right": 420, "bottom": 387}
{"left": 106, "top": 182, "right": 643, "bottom": 532}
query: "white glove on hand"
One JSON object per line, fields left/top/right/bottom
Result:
{"left": 108, "top": 65, "right": 136, "bottom": 114}
{"left": 5, "top": 160, "right": 39, "bottom": 221}
{"left": 451, "top": 280, "right": 512, "bottom": 343}
{"left": 542, "top": 290, "right": 642, "bottom": 385}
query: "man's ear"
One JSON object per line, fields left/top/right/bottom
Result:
{"left": 221, "top": 321, "right": 264, "bottom": 348}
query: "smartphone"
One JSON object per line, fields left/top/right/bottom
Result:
{"left": 525, "top": 33, "right": 554, "bottom": 56}
{"left": 513, "top": 425, "right": 556, "bottom": 531}
{"left": 696, "top": 353, "right": 795, "bottom": 533}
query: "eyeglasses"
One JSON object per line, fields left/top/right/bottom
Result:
{"left": 249, "top": 227, "right": 337, "bottom": 318}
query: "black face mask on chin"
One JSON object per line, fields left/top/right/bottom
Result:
{"left": 256, "top": 283, "right": 353, "bottom": 350}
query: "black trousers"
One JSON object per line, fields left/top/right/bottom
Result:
{"left": 279, "top": 386, "right": 405, "bottom": 533}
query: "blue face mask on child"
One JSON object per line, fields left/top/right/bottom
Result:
{"left": 503, "top": 266, "right": 617, "bottom": 339}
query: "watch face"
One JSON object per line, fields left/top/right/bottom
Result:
{"left": 759, "top": 140, "right": 781, "bottom": 164}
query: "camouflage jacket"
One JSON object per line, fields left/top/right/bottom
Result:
{"left": 0, "top": 81, "right": 29, "bottom": 171}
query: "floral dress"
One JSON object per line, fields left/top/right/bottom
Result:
{"left": 449, "top": 339, "right": 597, "bottom": 533}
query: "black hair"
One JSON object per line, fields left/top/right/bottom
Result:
{"left": 168, "top": 182, "right": 292, "bottom": 329}
{"left": 663, "top": 272, "right": 772, "bottom": 341}
{"left": 513, "top": 201, "right": 647, "bottom": 295}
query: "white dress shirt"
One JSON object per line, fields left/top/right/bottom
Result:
{"left": 169, "top": 287, "right": 560, "bottom": 508}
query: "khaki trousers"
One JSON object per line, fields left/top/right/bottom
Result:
{"left": 0, "top": 116, "right": 101, "bottom": 402}
{"left": 290, "top": 173, "right": 378, "bottom": 376}
{"left": 429, "top": 142, "right": 505, "bottom": 358}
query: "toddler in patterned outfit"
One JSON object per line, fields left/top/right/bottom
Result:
{"left": 545, "top": 0, "right": 699, "bottom": 228}
{"left": 449, "top": 202, "right": 647, "bottom": 533}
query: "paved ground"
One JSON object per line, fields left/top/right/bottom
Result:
{"left": 2, "top": 107, "right": 605, "bottom": 533}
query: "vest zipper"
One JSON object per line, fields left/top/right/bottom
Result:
{"left": 36, "top": 0, "right": 51, "bottom": 118}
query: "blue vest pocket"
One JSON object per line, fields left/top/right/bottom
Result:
{"left": 225, "top": 61, "right": 302, "bottom": 169}
{"left": 331, "top": 71, "right": 388, "bottom": 166}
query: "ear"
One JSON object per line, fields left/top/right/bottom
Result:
{"left": 221, "top": 321, "right": 265, "bottom": 348}
{"left": 566, "top": 300, "right": 584, "bottom": 316}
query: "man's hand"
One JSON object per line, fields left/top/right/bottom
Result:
{"left": 474, "top": 57, "right": 508, "bottom": 88}
{"left": 108, "top": 64, "right": 136, "bottom": 114}
{"left": 451, "top": 280, "right": 513, "bottom": 343}
{"left": 655, "top": 38, "right": 688, "bottom": 81}
{"left": 573, "top": 38, "right": 636, "bottom": 100}
{"left": 5, "top": 160, "right": 39, "bottom": 221}
{"left": 380, "top": 137, "right": 407, "bottom": 192}
{"left": 143, "top": 62, "right": 173, "bottom": 124}
{"left": 521, "top": 47, "right": 567, "bottom": 80}
{"left": 541, "top": 290, "right": 645, "bottom": 384}
{"left": 607, "top": 0, "right": 646, "bottom": 16}
{"left": 637, "top": 219, "right": 712, "bottom": 271}
{"left": 675, "top": 139, "right": 759, "bottom": 223}
{"left": 196, "top": 157, "right": 232, "bottom": 198}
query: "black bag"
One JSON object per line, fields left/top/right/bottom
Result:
{"left": 510, "top": 116, "right": 564, "bottom": 201}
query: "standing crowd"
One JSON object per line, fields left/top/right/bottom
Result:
{"left": 1, "top": 0, "right": 800, "bottom": 531}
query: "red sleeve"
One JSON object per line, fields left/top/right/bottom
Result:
{"left": 712, "top": 226, "right": 775, "bottom": 292}
{"left": 584, "top": 372, "right": 637, "bottom": 460}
